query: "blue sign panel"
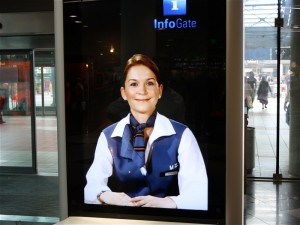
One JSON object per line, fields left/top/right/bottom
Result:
{"left": 163, "top": 0, "right": 186, "bottom": 16}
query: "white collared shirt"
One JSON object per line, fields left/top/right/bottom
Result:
{"left": 84, "top": 112, "right": 208, "bottom": 210}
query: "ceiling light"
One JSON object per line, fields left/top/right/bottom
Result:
{"left": 110, "top": 45, "right": 114, "bottom": 53}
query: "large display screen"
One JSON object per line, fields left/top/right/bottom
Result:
{"left": 63, "top": 0, "right": 226, "bottom": 223}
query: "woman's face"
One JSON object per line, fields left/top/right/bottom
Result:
{"left": 121, "top": 64, "right": 163, "bottom": 117}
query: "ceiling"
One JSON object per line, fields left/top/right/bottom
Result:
{"left": 244, "top": 0, "right": 294, "bottom": 49}
{"left": 244, "top": 0, "right": 282, "bottom": 28}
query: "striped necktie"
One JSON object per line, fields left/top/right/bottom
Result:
{"left": 130, "top": 112, "right": 156, "bottom": 151}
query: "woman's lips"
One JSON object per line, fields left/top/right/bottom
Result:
{"left": 135, "top": 98, "right": 150, "bottom": 102}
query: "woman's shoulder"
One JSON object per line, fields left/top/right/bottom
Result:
{"left": 103, "top": 115, "right": 129, "bottom": 135}
{"left": 169, "top": 118, "right": 187, "bottom": 128}
{"left": 157, "top": 112, "right": 188, "bottom": 131}
{"left": 102, "top": 122, "right": 118, "bottom": 134}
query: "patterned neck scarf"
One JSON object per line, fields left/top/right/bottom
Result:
{"left": 130, "top": 112, "right": 157, "bottom": 151}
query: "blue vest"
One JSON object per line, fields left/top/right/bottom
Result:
{"left": 103, "top": 119, "right": 186, "bottom": 198}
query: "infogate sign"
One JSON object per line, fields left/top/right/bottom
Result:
{"left": 154, "top": 0, "right": 197, "bottom": 29}
{"left": 154, "top": 18, "right": 196, "bottom": 29}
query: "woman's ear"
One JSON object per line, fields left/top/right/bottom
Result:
{"left": 159, "top": 84, "right": 163, "bottom": 97}
{"left": 120, "top": 87, "right": 127, "bottom": 100}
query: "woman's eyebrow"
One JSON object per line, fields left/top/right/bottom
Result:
{"left": 127, "top": 79, "right": 138, "bottom": 83}
{"left": 127, "top": 78, "right": 156, "bottom": 82}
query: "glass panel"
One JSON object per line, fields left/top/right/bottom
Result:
{"left": 35, "top": 66, "right": 43, "bottom": 115}
{"left": 43, "top": 66, "right": 56, "bottom": 115}
{"left": 244, "top": 0, "right": 300, "bottom": 179}
{"left": 244, "top": 0, "right": 279, "bottom": 178}
{"left": 286, "top": 0, "right": 300, "bottom": 179}
{"left": 34, "top": 50, "right": 56, "bottom": 116}
{"left": 35, "top": 66, "right": 56, "bottom": 116}
{"left": 0, "top": 50, "right": 36, "bottom": 173}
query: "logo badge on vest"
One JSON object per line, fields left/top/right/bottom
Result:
{"left": 169, "top": 162, "right": 179, "bottom": 170}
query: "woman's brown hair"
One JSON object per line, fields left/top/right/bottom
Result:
{"left": 122, "top": 54, "right": 161, "bottom": 86}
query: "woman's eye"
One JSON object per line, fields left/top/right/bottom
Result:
{"left": 147, "top": 81, "right": 155, "bottom": 86}
{"left": 129, "top": 82, "right": 138, "bottom": 87}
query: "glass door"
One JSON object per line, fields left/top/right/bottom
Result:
{"left": 34, "top": 50, "right": 56, "bottom": 116}
{"left": 244, "top": 0, "right": 300, "bottom": 180}
{"left": 0, "top": 49, "right": 37, "bottom": 173}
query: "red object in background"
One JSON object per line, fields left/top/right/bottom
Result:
{"left": 0, "top": 95, "right": 5, "bottom": 123}
{"left": 0, "top": 95, "right": 5, "bottom": 109}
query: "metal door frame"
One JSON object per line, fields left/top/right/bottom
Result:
{"left": 0, "top": 49, "right": 37, "bottom": 174}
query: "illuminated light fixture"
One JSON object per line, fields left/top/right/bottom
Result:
{"left": 75, "top": 20, "right": 82, "bottom": 23}
{"left": 69, "top": 15, "right": 77, "bottom": 18}
{"left": 110, "top": 45, "right": 115, "bottom": 53}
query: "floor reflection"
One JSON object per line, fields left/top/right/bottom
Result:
{"left": 245, "top": 180, "right": 300, "bottom": 225}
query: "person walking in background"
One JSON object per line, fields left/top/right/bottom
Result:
{"left": 84, "top": 54, "right": 208, "bottom": 210}
{"left": 245, "top": 76, "right": 253, "bottom": 110}
{"left": 257, "top": 76, "right": 272, "bottom": 109}
{"left": 284, "top": 88, "right": 290, "bottom": 125}
{"left": 247, "top": 71, "right": 257, "bottom": 103}
{"left": 284, "top": 72, "right": 291, "bottom": 125}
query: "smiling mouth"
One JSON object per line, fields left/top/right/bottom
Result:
{"left": 135, "top": 98, "right": 150, "bottom": 102}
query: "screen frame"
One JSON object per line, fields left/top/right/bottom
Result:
{"left": 52, "top": 0, "right": 241, "bottom": 223}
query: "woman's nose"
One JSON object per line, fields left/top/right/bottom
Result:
{"left": 138, "top": 84, "right": 147, "bottom": 94}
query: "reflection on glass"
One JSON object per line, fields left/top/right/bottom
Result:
{"left": 0, "top": 51, "right": 34, "bottom": 170}
{"left": 35, "top": 66, "right": 56, "bottom": 116}
{"left": 34, "top": 50, "right": 56, "bottom": 116}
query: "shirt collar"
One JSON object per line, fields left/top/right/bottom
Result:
{"left": 111, "top": 112, "right": 176, "bottom": 140}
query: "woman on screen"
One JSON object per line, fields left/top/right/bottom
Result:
{"left": 84, "top": 54, "right": 208, "bottom": 210}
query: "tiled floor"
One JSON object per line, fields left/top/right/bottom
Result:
{"left": 0, "top": 116, "right": 59, "bottom": 225}
{"left": 244, "top": 180, "right": 300, "bottom": 225}
{"left": 1, "top": 96, "right": 300, "bottom": 224}
{"left": 247, "top": 96, "right": 292, "bottom": 179}
{"left": 244, "top": 96, "right": 300, "bottom": 225}
{"left": 0, "top": 116, "right": 58, "bottom": 174}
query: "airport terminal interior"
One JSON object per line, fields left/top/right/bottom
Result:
{"left": 1, "top": 0, "right": 300, "bottom": 224}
